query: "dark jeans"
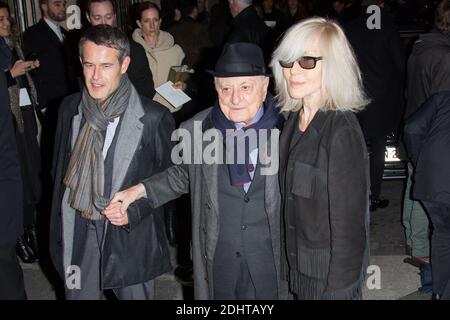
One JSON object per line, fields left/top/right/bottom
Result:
{"left": 423, "top": 201, "right": 450, "bottom": 299}
{"left": 365, "top": 135, "right": 387, "bottom": 199}
{"left": 0, "top": 242, "right": 27, "bottom": 299}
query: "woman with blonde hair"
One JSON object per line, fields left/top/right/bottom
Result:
{"left": 271, "top": 17, "right": 370, "bottom": 299}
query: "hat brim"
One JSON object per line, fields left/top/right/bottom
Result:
{"left": 206, "top": 70, "right": 272, "bottom": 77}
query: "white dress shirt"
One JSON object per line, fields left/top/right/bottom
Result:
{"left": 44, "top": 17, "right": 65, "bottom": 43}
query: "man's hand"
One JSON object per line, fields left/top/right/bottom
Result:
{"left": 103, "top": 202, "right": 129, "bottom": 226}
{"left": 106, "top": 183, "right": 147, "bottom": 216}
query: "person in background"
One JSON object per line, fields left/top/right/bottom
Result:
{"left": 132, "top": 1, "right": 186, "bottom": 113}
{"left": 342, "top": 0, "right": 405, "bottom": 212}
{"left": 0, "top": 38, "right": 26, "bottom": 300}
{"left": 401, "top": 0, "right": 450, "bottom": 294}
{"left": 404, "top": 91, "right": 450, "bottom": 300}
{"left": 0, "top": 2, "right": 41, "bottom": 264}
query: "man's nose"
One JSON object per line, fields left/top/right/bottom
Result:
{"left": 92, "top": 66, "right": 101, "bottom": 80}
{"left": 231, "top": 90, "right": 241, "bottom": 105}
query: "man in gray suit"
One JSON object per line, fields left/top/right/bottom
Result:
{"left": 49, "top": 25, "right": 174, "bottom": 300}
{"left": 106, "top": 42, "right": 287, "bottom": 300}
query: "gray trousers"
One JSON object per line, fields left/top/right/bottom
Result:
{"left": 65, "top": 220, "right": 154, "bottom": 300}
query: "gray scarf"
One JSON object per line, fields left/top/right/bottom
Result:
{"left": 64, "top": 74, "right": 131, "bottom": 220}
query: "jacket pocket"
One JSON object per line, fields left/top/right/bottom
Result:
{"left": 291, "top": 161, "right": 316, "bottom": 198}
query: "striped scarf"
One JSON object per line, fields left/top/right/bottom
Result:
{"left": 64, "top": 74, "right": 131, "bottom": 220}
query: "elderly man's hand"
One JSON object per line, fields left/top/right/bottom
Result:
{"left": 103, "top": 202, "right": 129, "bottom": 226}
{"left": 106, "top": 183, "right": 147, "bottom": 216}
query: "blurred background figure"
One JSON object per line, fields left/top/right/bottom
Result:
{"left": 404, "top": 91, "right": 450, "bottom": 300}
{"left": 342, "top": 0, "right": 405, "bottom": 212}
{"left": 402, "top": 0, "right": 450, "bottom": 294}
{"left": 132, "top": 1, "right": 186, "bottom": 113}
{"left": 0, "top": 19, "right": 26, "bottom": 298}
{"left": 0, "top": 2, "right": 41, "bottom": 264}
{"left": 280, "top": 0, "right": 313, "bottom": 29}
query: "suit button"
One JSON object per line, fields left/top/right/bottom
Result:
{"left": 202, "top": 227, "right": 206, "bottom": 233}
{"left": 244, "top": 196, "right": 250, "bottom": 203}
{"left": 235, "top": 252, "right": 241, "bottom": 258}
{"left": 241, "top": 225, "right": 247, "bottom": 230}
{"left": 204, "top": 254, "right": 207, "bottom": 260}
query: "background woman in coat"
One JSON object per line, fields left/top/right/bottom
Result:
{"left": 132, "top": 1, "right": 186, "bottom": 112}
{"left": 0, "top": 2, "right": 41, "bottom": 264}
{"left": 271, "top": 17, "right": 370, "bottom": 299}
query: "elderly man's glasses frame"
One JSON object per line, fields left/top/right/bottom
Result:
{"left": 279, "top": 56, "right": 323, "bottom": 70}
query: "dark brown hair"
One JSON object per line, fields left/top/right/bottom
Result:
{"left": 135, "top": 1, "right": 161, "bottom": 21}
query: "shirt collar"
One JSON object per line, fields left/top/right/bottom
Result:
{"left": 44, "top": 18, "right": 63, "bottom": 40}
{"left": 234, "top": 104, "right": 265, "bottom": 130}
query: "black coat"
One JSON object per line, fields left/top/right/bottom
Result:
{"left": 0, "top": 71, "right": 23, "bottom": 246}
{"left": 404, "top": 91, "right": 450, "bottom": 205}
{"left": 227, "top": 6, "right": 271, "bottom": 62}
{"left": 405, "top": 30, "right": 450, "bottom": 119}
{"left": 128, "top": 40, "right": 156, "bottom": 100}
{"left": 343, "top": 7, "right": 405, "bottom": 136}
{"left": 280, "top": 110, "right": 369, "bottom": 299}
{"left": 22, "top": 20, "right": 77, "bottom": 109}
{"left": 49, "top": 91, "right": 175, "bottom": 288}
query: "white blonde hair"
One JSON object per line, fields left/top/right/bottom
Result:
{"left": 270, "top": 17, "right": 369, "bottom": 112}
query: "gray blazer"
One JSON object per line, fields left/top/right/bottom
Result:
{"left": 143, "top": 107, "right": 288, "bottom": 299}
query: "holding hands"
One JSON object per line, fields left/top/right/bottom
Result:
{"left": 104, "top": 183, "right": 147, "bottom": 226}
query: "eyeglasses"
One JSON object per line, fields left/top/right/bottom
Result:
{"left": 279, "top": 56, "right": 323, "bottom": 70}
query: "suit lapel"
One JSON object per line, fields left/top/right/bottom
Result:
{"left": 40, "top": 19, "right": 64, "bottom": 46}
{"left": 200, "top": 114, "right": 219, "bottom": 215}
{"left": 71, "top": 108, "right": 82, "bottom": 149}
{"left": 110, "top": 87, "right": 144, "bottom": 196}
{"left": 261, "top": 139, "right": 279, "bottom": 220}
{"left": 279, "top": 112, "right": 297, "bottom": 172}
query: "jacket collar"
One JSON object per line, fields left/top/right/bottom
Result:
{"left": 280, "top": 109, "right": 329, "bottom": 162}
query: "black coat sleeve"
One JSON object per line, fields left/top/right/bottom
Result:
{"left": 404, "top": 94, "right": 440, "bottom": 165}
{"left": 126, "top": 109, "right": 176, "bottom": 230}
{"left": 0, "top": 72, "right": 23, "bottom": 244}
{"left": 128, "top": 41, "right": 156, "bottom": 100}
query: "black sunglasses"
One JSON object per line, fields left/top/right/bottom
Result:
{"left": 279, "top": 56, "right": 323, "bottom": 69}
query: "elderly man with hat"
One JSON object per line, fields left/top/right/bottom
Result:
{"left": 106, "top": 42, "right": 287, "bottom": 300}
